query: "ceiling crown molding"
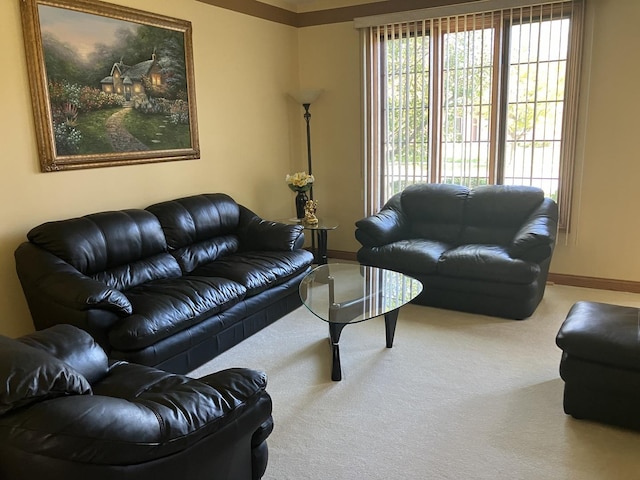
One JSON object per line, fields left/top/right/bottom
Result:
{"left": 196, "top": 0, "right": 479, "bottom": 27}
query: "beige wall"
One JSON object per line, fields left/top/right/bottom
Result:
{"left": 297, "top": 22, "right": 363, "bottom": 250}
{"left": 1, "top": 0, "right": 639, "bottom": 337}
{"left": 0, "top": 0, "right": 303, "bottom": 337}
{"left": 299, "top": 0, "right": 640, "bottom": 281}
{"left": 550, "top": 0, "right": 640, "bottom": 280}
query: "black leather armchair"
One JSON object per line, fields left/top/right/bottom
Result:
{"left": 0, "top": 325, "right": 273, "bottom": 480}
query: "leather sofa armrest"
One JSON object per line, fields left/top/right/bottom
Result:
{"left": 17, "top": 325, "right": 109, "bottom": 384}
{"left": 508, "top": 197, "right": 558, "bottom": 263}
{"left": 355, "top": 194, "right": 409, "bottom": 247}
{"left": 237, "top": 205, "right": 305, "bottom": 251}
{"left": 15, "top": 243, "right": 132, "bottom": 316}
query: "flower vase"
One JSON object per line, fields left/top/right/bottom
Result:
{"left": 295, "top": 191, "right": 308, "bottom": 219}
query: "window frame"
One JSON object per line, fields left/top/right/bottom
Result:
{"left": 368, "top": 1, "right": 583, "bottom": 230}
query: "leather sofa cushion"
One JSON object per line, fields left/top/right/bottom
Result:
{"left": 27, "top": 210, "right": 169, "bottom": 276}
{"left": 356, "top": 239, "right": 451, "bottom": 275}
{"left": 0, "top": 336, "right": 91, "bottom": 415}
{"left": 110, "top": 276, "right": 247, "bottom": 350}
{"left": 191, "top": 250, "right": 314, "bottom": 297}
{"left": 438, "top": 245, "right": 541, "bottom": 283}
{"left": 92, "top": 252, "right": 183, "bottom": 291}
{"left": 147, "top": 193, "right": 241, "bottom": 249}
{"left": 0, "top": 365, "right": 269, "bottom": 465}
{"left": 172, "top": 235, "right": 241, "bottom": 273}
{"left": 556, "top": 301, "right": 640, "bottom": 371}
{"left": 459, "top": 185, "right": 544, "bottom": 245}
{"left": 401, "top": 183, "right": 468, "bottom": 244}
{"left": 17, "top": 325, "right": 109, "bottom": 384}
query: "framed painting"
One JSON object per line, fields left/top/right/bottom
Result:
{"left": 20, "top": 0, "right": 200, "bottom": 172}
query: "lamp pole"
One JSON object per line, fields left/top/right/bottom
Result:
{"left": 289, "top": 89, "right": 323, "bottom": 260}
{"left": 303, "top": 103, "right": 313, "bottom": 199}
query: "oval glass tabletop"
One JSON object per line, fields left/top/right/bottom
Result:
{"left": 299, "top": 263, "right": 423, "bottom": 325}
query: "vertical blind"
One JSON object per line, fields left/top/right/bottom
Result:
{"left": 360, "top": 0, "right": 584, "bottom": 230}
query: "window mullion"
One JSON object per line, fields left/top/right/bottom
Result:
{"left": 430, "top": 21, "right": 441, "bottom": 183}
{"left": 492, "top": 12, "right": 508, "bottom": 184}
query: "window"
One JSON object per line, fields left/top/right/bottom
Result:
{"left": 361, "top": 0, "right": 584, "bottom": 229}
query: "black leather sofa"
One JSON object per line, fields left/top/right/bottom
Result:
{"left": 0, "top": 324, "right": 273, "bottom": 480}
{"left": 15, "top": 193, "right": 314, "bottom": 374}
{"left": 355, "top": 184, "right": 558, "bottom": 319}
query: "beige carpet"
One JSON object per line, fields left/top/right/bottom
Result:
{"left": 190, "top": 284, "right": 640, "bottom": 479}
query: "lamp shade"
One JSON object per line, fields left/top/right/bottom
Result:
{"left": 288, "top": 88, "right": 323, "bottom": 105}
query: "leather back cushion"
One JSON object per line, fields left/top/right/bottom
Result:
{"left": 147, "top": 194, "right": 242, "bottom": 272}
{"left": 0, "top": 335, "right": 92, "bottom": 415}
{"left": 92, "top": 253, "right": 182, "bottom": 291}
{"left": 459, "top": 185, "right": 544, "bottom": 245}
{"left": 27, "top": 210, "right": 170, "bottom": 275}
{"left": 27, "top": 209, "right": 179, "bottom": 290}
{"left": 171, "top": 236, "right": 241, "bottom": 273}
{"left": 401, "top": 183, "right": 469, "bottom": 244}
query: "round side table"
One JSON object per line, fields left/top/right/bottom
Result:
{"left": 276, "top": 217, "right": 339, "bottom": 264}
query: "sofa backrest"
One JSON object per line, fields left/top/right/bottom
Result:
{"left": 399, "top": 183, "right": 546, "bottom": 246}
{"left": 401, "top": 183, "right": 469, "bottom": 244}
{"left": 27, "top": 209, "right": 181, "bottom": 290}
{"left": 459, "top": 185, "right": 545, "bottom": 245}
{"left": 146, "top": 193, "right": 242, "bottom": 273}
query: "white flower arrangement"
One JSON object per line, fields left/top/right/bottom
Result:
{"left": 285, "top": 171, "right": 315, "bottom": 192}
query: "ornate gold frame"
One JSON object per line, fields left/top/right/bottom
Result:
{"left": 20, "top": 0, "right": 200, "bottom": 172}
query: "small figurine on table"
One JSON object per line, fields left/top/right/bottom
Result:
{"left": 303, "top": 199, "right": 318, "bottom": 225}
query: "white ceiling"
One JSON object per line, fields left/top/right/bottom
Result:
{"left": 260, "top": 0, "right": 381, "bottom": 12}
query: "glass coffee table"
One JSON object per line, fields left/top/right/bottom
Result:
{"left": 299, "top": 263, "right": 423, "bottom": 381}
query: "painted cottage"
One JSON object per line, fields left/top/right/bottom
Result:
{"left": 100, "top": 52, "right": 162, "bottom": 101}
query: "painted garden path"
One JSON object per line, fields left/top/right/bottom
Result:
{"left": 105, "top": 107, "right": 148, "bottom": 151}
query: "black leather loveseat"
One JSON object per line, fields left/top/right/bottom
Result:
{"left": 355, "top": 184, "right": 558, "bottom": 319}
{"left": 15, "top": 193, "right": 314, "bottom": 373}
{"left": 0, "top": 324, "right": 273, "bottom": 480}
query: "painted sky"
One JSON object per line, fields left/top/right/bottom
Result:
{"left": 38, "top": 5, "right": 136, "bottom": 60}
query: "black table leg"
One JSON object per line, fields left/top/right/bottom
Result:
{"left": 384, "top": 308, "right": 399, "bottom": 348}
{"left": 329, "top": 322, "right": 347, "bottom": 381}
{"left": 317, "top": 229, "right": 328, "bottom": 265}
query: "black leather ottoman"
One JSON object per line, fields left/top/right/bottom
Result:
{"left": 556, "top": 301, "right": 640, "bottom": 430}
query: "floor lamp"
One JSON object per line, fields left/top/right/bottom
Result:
{"left": 289, "top": 89, "right": 323, "bottom": 200}
{"left": 289, "top": 88, "right": 323, "bottom": 258}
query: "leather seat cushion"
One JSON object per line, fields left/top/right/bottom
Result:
{"left": 0, "top": 365, "right": 269, "bottom": 465}
{"left": 190, "top": 250, "right": 314, "bottom": 297}
{"left": 438, "top": 244, "right": 540, "bottom": 284}
{"left": 357, "top": 239, "right": 451, "bottom": 275}
{"left": 556, "top": 301, "right": 640, "bottom": 371}
{"left": 110, "top": 277, "right": 247, "bottom": 350}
